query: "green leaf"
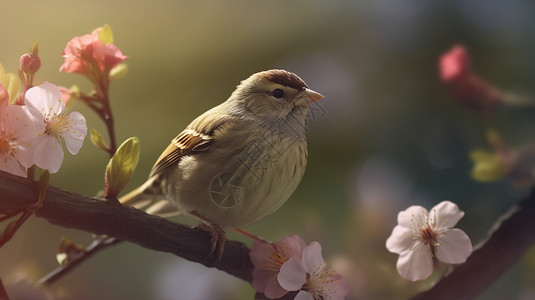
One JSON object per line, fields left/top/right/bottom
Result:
{"left": 98, "top": 24, "right": 114, "bottom": 45}
{"left": 469, "top": 150, "right": 507, "bottom": 182}
{"left": 30, "top": 40, "right": 39, "bottom": 56}
{"left": 90, "top": 129, "right": 110, "bottom": 151}
{"left": 109, "top": 63, "right": 128, "bottom": 80}
{"left": 105, "top": 137, "right": 140, "bottom": 199}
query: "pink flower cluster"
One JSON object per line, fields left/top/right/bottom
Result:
{"left": 0, "top": 82, "right": 87, "bottom": 175}
{"left": 250, "top": 235, "right": 349, "bottom": 300}
{"left": 59, "top": 25, "right": 127, "bottom": 83}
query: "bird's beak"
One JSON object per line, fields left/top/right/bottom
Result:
{"left": 294, "top": 88, "right": 325, "bottom": 107}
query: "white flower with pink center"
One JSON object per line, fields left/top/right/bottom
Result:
{"left": 24, "top": 81, "right": 87, "bottom": 173}
{"left": 277, "top": 242, "right": 349, "bottom": 300}
{"left": 386, "top": 200, "right": 473, "bottom": 281}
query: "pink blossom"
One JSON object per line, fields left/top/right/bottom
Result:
{"left": 386, "top": 201, "right": 473, "bottom": 281}
{"left": 277, "top": 242, "right": 349, "bottom": 300}
{"left": 440, "top": 45, "right": 472, "bottom": 82}
{"left": 59, "top": 86, "right": 74, "bottom": 105}
{"left": 250, "top": 235, "right": 307, "bottom": 299}
{"left": 23, "top": 82, "right": 87, "bottom": 173}
{"left": 0, "top": 103, "right": 41, "bottom": 177}
{"left": 0, "top": 84, "right": 8, "bottom": 110}
{"left": 439, "top": 45, "right": 501, "bottom": 112}
{"left": 59, "top": 27, "right": 127, "bottom": 76}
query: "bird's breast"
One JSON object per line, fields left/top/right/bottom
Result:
{"left": 168, "top": 127, "right": 308, "bottom": 228}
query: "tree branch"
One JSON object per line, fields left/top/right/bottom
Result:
{"left": 0, "top": 171, "right": 253, "bottom": 282}
{"left": 409, "top": 188, "right": 535, "bottom": 300}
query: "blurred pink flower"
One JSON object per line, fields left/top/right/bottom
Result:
{"left": 0, "top": 103, "right": 41, "bottom": 177}
{"left": 24, "top": 82, "right": 87, "bottom": 173}
{"left": 59, "top": 27, "right": 127, "bottom": 77}
{"left": 59, "top": 86, "right": 75, "bottom": 105}
{"left": 250, "top": 234, "right": 307, "bottom": 299}
{"left": 386, "top": 201, "right": 472, "bottom": 281}
{"left": 440, "top": 45, "right": 472, "bottom": 82}
{"left": 0, "top": 84, "right": 8, "bottom": 110}
{"left": 278, "top": 242, "right": 349, "bottom": 300}
{"left": 439, "top": 45, "right": 501, "bottom": 112}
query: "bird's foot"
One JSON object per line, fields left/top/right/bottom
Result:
{"left": 190, "top": 211, "right": 226, "bottom": 262}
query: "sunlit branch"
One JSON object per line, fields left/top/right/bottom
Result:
{"left": 0, "top": 171, "right": 253, "bottom": 283}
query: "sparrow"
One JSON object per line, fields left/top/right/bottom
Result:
{"left": 120, "top": 69, "right": 324, "bottom": 257}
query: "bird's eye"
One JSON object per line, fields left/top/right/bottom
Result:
{"left": 271, "top": 88, "right": 284, "bottom": 99}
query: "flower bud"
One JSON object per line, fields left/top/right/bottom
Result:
{"left": 19, "top": 53, "right": 41, "bottom": 74}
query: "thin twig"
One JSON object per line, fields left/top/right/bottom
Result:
{"left": 38, "top": 237, "right": 122, "bottom": 286}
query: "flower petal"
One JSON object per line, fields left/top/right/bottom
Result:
{"left": 277, "top": 257, "right": 307, "bottom": 291}
{"left": 251, "top": 267, "right": 269, "bottom": 295}
{"left": 278, "top": 234, "right": 307, "bottom": 259}
{"left": 294, "top": 291, "right": 314, "bottom": 300}
{"left": 398, "top": 205, "right": 428, "bottom": 228}
{"left": 429, "top": 200, "right": 464, "bottom": 229}
{"left": 32, "top": 135, "right": 64, "bottom": 173}
{"left": 0, "top": 154, "right": 27, "bottom": 177}
{"left": 263, "top": 275, "right": 288, "bottom": 299}
{"left": 396, "top": 246, "right": 433, "bottom": 281}
{"left": 435, "top": 228, "right": 472, "bottom": 264}
{"left": 250, "top": 241, "right": 275, "bottom": 267}
{"left": 2, "top": 105, "right": 43, "bottom": 140}
{"left": 0, "top": 84, "right": 8, "bottom": 111}
{"left": 62, "top": 111, "right": 87, "bottom": 154}
{"left": 327, "top": 273, "right": 350, "bottom": 300}
{"left": 386, "top": 225, "right": 413, "bottom": 255}
{"left": 60, "top": 34, "right": 96, "bottom": 74}
{"left": 14, "top": 106, "right": 44, "bottom": 141}
{"left": 25, "top": 82, "right": 65, "bottom": 115}
{"left": 1, "top": 105, "right": 42, "bottom": 167}
{"left": 301, "top": 242, "right": 325, "bottom": 274}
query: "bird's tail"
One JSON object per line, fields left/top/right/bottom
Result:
{"left": 119, "top": 177, "right": 181, "bottom": 218}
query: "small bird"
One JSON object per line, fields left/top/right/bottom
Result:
{"left": 120, "top": 69, "right": 324, "bottom": 257}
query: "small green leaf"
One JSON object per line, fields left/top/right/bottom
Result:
{"left": 29, "top": 40, "right": 39, "bottom": 56}
{"left": 90, "top": 129, "right": 110, "bottom": 151}
{"left": 105, "top": 137, "right": 140, "bottom": 199}
{"left": 469, "top": 150, "right": 507, "bottom": 182}
{"left": 98, "top": 24, "right": 114, "bottom": 45}
{"left": 109, "top": 63, "right": 128, "bottom": 80}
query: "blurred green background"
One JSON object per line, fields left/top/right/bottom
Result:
{"left": 2, "top": 1, "right": 535, "bottom": 299}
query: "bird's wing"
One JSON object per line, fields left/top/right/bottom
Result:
{"left": 149, "top": 107, "right": 231, "bottom": 178}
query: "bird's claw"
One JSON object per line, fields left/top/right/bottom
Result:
{"left": 196, "top": 222, "right": 226, "bottom": 262}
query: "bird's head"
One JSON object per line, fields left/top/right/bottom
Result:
{"left": 228, "top": 69, "right": 324, "bottom": 120}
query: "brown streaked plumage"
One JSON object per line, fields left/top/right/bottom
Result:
{"left": 120, "top": 69, "right": 324, "bottom": 258}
